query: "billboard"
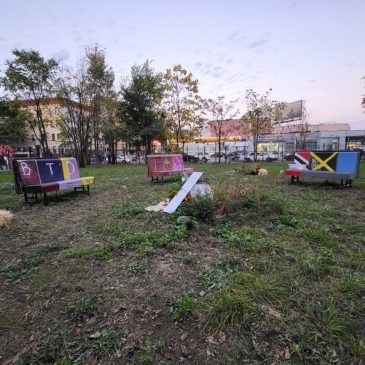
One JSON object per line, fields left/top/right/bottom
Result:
{"left": 279, "top": 100, "right": 304, "bottom": 123}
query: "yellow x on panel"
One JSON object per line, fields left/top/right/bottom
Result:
{"left": 310, "top": 152, "right": 337, "bottom": 171}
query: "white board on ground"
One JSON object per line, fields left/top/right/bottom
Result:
{"left": 163, "top": 172, "right": 203, "bottom": 214}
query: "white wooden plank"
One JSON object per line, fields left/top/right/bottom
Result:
{"left": 163, "top": 172, "right": 203, "bottom": 214}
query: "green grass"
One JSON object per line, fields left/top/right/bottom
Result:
{"left": 1, "top": 161, "right": 364, "bottom": 364}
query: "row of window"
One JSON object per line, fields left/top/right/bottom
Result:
{"left": 31, "top": 133, "right": 61, "bottom": 142}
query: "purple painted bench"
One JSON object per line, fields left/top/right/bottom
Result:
{"left": 13, "top": 157, "right": 95, "bottom": 202}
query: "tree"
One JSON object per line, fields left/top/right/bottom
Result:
{"left": 55, "top": 62, "right": 93, "bottom": 167}
{"left": 85, "top": 46, "right": 115, "bottom": 156}
{"left": 1, "top": 49, "right": 58, "bottom": 156}
{"left": 102, "top": 92, "right": 123, "bottom": 162}
{"left": 119, "top": 60, "right": 165, "bottom": 157}
{"left": 163, "top": 65, "right": 205, "bottom": 151}
{"left": 0, "top": 99, "right": 26, "bottom": 143}
{"left": 54, "top": 47, "right": 116, "bottom": 167}
{"left": 204, "top": 96, "right": 238, "bottom": 163}
{"left": 241, "top": 89, "right": 284, "bottom": 162}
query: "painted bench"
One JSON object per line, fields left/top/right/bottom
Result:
{"left": 285, "top": 150, "right": 360, "bottom": 187}
{"left": 147, "top": 154, "right": 193, "bottom": 182}
{"left": 13, "top": 157, "right": 95, "bottom": 202}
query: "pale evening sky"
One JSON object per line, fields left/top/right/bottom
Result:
{"left": 0, "top": 0, "right": 364, "bottom": 129}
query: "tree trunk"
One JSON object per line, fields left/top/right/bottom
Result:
{"left": 146, "top": 138, "right": 152, "bottom": 155}
{"left": 253, "top": 134, "right": 258, "bottom": 162}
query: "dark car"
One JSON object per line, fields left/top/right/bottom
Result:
{"left": 228, "top": 151, "right": 247, "bottom": 161}
{"left": 182, "top": 153, "right": 199, "bottom": 163}
{"left": 211, "top": 152, "right": 225, "bottom": 158}
{"left": 284, "top": 153, "right": 295, "bottom": 161}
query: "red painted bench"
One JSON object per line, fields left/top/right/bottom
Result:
{"left": 147, "top": 154, "right": 193, "bottom": 182}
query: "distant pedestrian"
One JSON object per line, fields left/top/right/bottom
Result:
{"left": 0, "top": 154, "right": 6, "bottom": 170}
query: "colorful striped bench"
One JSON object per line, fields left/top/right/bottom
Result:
{"left": 13, "top": 157, "right": 95, "bottom": 202}
{"left": 285, "top": 150, "right": 360, "bottom": 187}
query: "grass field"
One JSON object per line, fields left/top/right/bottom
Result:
{"left": 0, "top": 162, "right": 364, "bottom": 364}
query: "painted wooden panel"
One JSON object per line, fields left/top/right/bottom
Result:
{"left": 37, "top": 159, "right": 64, "bottom": 183}
{"left": 16, "top": 159, "right": 40, "bottom": 186}
{"left": 163, "top": 172, "right": 203, "bottom": 214}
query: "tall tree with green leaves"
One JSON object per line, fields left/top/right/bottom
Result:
{"left": 204, "top": 96, "right": 239, "bottom": 163}
{"left": 85, "top": 46, "right": 115, "bottom": 155}
{"left": 119, "top": 60, "right": 165, "bottom": 156}
{"left": 102, "top": 91, "right": 123, "bottom": 161}
{"left": 55, "top": 61, "right": 93, "bottom": 167}
{"left": 55, "top": 47, "right": 115, "bottom": 167}
{"left": 0, "top": 99, "right": 26, "bottom": 144}
{"left": 1, "top": 49, "right": 58, "bottom": 156}
{"left": 163, "top": 65, "right": 204, "bottom": 150}
{"left": 241, "top": 89, "right": 284, "bottom": 161}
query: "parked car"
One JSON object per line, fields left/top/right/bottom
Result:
{"left": 116, "top": 154, "right": 132, "bottom": 164}
{"left": 211, "top": 152, "right": 225, "bottom": 158}
{"left": 182, "top": 153, "right": 199, "bottom": 163}
{"left": 12, "top": 151, "right": 31, "bottom": 158}
{"left": 132, "top": 154, "right": 146, "bottom": 163}
{"left": 245, "top": 152, "right": 278, "bottom": 162}
{"left": 262, "top": 151, "right": 279, "bottom": 162}
{"left": 194, "top": 152, "right": 210, "bottom": 162}
{"left": 284, "top": 153, "right": 295, "bottom": 161}
{"left": 228, "top": 151, "right": 247, "bottom": 162}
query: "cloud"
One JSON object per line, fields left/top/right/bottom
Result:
{"left": 306, "top": 79, "right": 316, "bottom": 83}
{"left": 288, "top": 0, "right": 308, "bottom": 9}
{"left": 74, "top": 36, "right": 84, "bottom": 44}
{"left": 226, "top": 31, "right": 240, "bottom": 42}
{"left": 50, "top": 50, "right": 70, "bottom": 61}
{"left": 106, "top": 18, "right": 116, "bottom": 28}
{"left": 224, "top": 31, "right": 247, "bottom": 46}
{"left": 198, "top": 63, "right": 225, "bottom": 79}
{"left": 247, "top": 39, "right": 268, "bottom": 49}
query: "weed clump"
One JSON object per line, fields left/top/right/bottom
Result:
{"left": 70, "top": 296, "right": 99, "bottom": 321}
{"left": 170, "top": 293, "right": 198, "bottom": 321}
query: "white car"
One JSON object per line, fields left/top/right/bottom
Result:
{"left": 245, "top": 152, "right": 278, "bottom": 162}
{"left": 116, "top": 154, "right": 132, "bottom": 164}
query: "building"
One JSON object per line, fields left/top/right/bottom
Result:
{"left": 179, "top": 119, "right": 365, "bottom": 159}
{"left": 16, "top": 98, "right": 68, "bottom": 156}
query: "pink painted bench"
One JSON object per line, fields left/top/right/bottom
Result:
{"left": 147, "top": 154, "right": 193, "bottom": 182}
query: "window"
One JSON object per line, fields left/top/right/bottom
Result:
{"left": 31, "top": 134, "right": 35, "bottom": 141}
{"left": 52, "top": 133, "right": 56, "bottom": 141}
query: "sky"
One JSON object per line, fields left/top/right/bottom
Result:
{"left": 0, "top": 0, "right": 364, "bottom": 129}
